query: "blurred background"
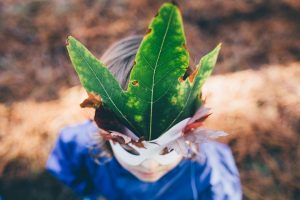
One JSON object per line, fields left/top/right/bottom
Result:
{"left": 0, "top": 0, "right": 299, "bottom": 199}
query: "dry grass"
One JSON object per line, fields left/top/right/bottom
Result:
{"left": 1, "top": 0, "right": 300, "bottom": 199}
{"left": 0, "top": 63, "right": 299, "bottom": 199}
{"left": 203, "top": 63, "right": 300, "bottom": 199}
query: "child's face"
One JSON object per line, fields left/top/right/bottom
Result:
{"left": 111, "top": 142, "right": 183, "bottom": 182}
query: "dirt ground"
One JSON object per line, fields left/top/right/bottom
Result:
{"left": 0, "top": 0, "right": 300, "bottom": 199}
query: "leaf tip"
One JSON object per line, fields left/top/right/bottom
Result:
{"left": 66, "top": 36, "right": 78, "bottom": 52}
{"left": 66, "top": 35, "right": 73, "bottom": 46}
{"left": 212, "top": 43, "right": 222, "bottom": 61}
{"left": 161, "top": 2, "right": 178, "bottom": 10}
{"left": 66, "top": 36, "right": 79, "bottom": 49}
{"left": 215, "top": 43, "right": 222, "bottom": 53}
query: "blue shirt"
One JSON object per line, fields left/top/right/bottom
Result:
{"left": 46, "top": 120, "right": 242, "bottom": 200}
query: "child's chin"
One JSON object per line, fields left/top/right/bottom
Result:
{"left": 134, "top": 172, "right": 165, "bottom": 182}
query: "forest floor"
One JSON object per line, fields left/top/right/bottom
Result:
{"left": 0, "top": 0, "right": 300, "bottom": 199}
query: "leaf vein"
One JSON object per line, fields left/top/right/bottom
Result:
{"left": 75, "top": 47, "right": 136, "bottom": 132}
{"left": 149, "top": 7, "right": 175, "bottom": 140}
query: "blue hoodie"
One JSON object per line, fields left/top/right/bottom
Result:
{"left": 46, "top": 120, "right": 242, "bottom": 200}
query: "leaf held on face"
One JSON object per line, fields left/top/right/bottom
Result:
{"left": 125, "top": 2, "right": 189, "bottom": 140}
{"left": 67, "top": 3, "right": 221, "bottom": 141}
{"left": 66, "top": 36, "right": 137, "bottom": 134}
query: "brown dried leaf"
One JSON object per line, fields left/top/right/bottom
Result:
{"left": 131, "top": 137, "right": 146, "bottom": 148}
{"left": 80, "top": 92, "right": 102, "bottom": 108}
{"left": 160, "top": 147, "right": 171, "bottom": 155}
{"left": 100, "top": 130, "right": 127, "bottom": 144}
{"left": 183, "top": 106, "right": 211, "bottom": 134}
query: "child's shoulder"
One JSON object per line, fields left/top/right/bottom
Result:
{"left": 200, "top": 141, "right": 238, "bottom": 172}
{"left": 195, "top": 141, "right": 240, "bottom": 188}
{"left": 201, "top": 141, "right": 233, "bottom": 161}
{"left": 186, "top": 141, "right": 241, "bottom": 199}
{"left": 57, "top": 120, "right": 100, "bottom": 147}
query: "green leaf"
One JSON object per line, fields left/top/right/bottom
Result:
{"left": 66, "top": 36, "right": 137, "bottom": 133}
{"left": 162, "top": 44, "right": 221, "bottom": 133}
{"left": 66, "top": 3, "right": 221, "bottom": 141}
{"left": 125, "top": 2, "right": 189, "bottom": 140}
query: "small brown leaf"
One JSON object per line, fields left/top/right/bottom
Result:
{"left": 160, "top": 147, "right": 171, "bottom": 155}
{"left": 183, "top": 121, "right": 203, "bottom": 133}
{"left": 100, "top": 130, "right": 127, "bottom": 144}
{"left": 183, "top": 106, "right": 211, "bottom": 134}
{"left": 131, "top": 137, "right": 146, "bottom": 148}
{"left": 80, "top": 93, "right": 102, "bottom": 108}
{"left": 188, "top": 65, "right": 199, "bottom": 83}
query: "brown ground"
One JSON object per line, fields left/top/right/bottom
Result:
{"left": 0, "top": 0, "right": 300, "bottom": 199}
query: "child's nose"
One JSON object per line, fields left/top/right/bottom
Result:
{"left": 140, "top": 159, "right": 160, "bottom": 170}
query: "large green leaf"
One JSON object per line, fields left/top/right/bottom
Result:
{"left": 124, "top": 3, "right": 189, "bottom": 140}
{"left": 66, "top": 36, "right": 138, "bottom": 134}
{"left": 67, "top": 3, "right": 221, "bottom": 140}
{"left": 161, "top": 44, "right": 221, "bottom": 133}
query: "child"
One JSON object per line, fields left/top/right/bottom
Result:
{"left": 47, "top": 3, "right": 242, "bottom": 200}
